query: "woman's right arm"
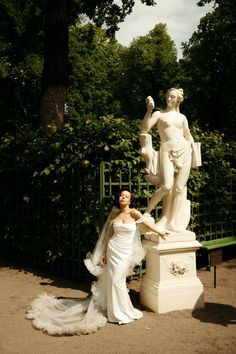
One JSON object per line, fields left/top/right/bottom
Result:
{"left": 101, "top": 222, "right": 114, "bottom": 265}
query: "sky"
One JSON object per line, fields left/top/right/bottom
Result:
{"left": 115, "top": 0, "right": 214, "bottom": 59}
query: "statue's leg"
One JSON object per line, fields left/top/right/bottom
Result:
{"left": 166, "top": 159, "right": 191, "bottom": 231}
{"left": 145, "top": 174, "right": 161, "bottom": 186}
{"left": 146, "top": 151, "right": 174, "bottom": 214}
{"left": 146, "top": 187, "right": 169, "bottom": 214}
{"left": 155, "top": 193, "right": 171, "bottom": 231}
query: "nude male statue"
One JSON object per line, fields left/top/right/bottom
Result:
{"left": 140, "top": 88, "right": 201, "bottom": 232}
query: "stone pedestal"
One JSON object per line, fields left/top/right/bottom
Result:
{"left": 140, "top": 230, "right": 204, "bottom": 313}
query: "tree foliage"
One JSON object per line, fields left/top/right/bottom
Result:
{"left": 1, "top": 0, "right": 235, "bottom": 139}
{"left": 180, "top": 0, "right": 236, "bottom": 138}
{"left": 116, "top": 23, "right": 178, "bottom": 118}
{"left": 0, "top": 0, "right": 45, "bottom": 132}
{"left": 68, "top": 23, "right": 125, "bottom": 120}
{"left": 67, "top": 22, "right": 179, "bottom": 121}
{"left": 40, "top": 0, "right": 158, "bottom": 131}
{"left": 73, "top": 0, "right": 156, "bottom": 35}
{"left": 0, "top": 0, "right": 157, "bottom": 133}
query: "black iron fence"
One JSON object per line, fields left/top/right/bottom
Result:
{"left": 100, "top": 162, "right": 236, "bottom": 241}
{"left": 0, "top": 167, "right": 100, "bottom": 280}
{"left": 0, "top": 163, "right": 235, "bottom": 280}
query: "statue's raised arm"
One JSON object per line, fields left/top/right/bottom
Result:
{"left": 140, "top": 96, "right": 158, "bottom": 134}
{"left": 139, "top": 88, "right": 201, "bottom": 233}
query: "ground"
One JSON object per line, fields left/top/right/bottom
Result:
{"left": 0, "top": 258, "right": 235, "bottom": 354}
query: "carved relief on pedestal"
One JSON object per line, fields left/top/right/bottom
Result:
{"left": 168, "top": 260, "right": 189, "bottom": 276}
{"left": 163, "top": 256, "right": 194, "bottom": 277}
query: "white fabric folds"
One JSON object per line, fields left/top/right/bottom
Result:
{"left": 26, "top": 211, "right": 146, "bottom": 335}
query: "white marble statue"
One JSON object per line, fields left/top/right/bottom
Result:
{"left": 139, "top": 88, "right": 201, "bottom": 232}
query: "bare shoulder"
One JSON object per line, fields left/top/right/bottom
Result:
{"left": 130, "top": 208, "right": 142, "bottom": 219}
{"left": 157, "top": 109, "right": 167, "bottom": 120}
{"left": 180, "top": 113, "right": 188, "bottom": 122}
{"left": 152, "top": 110, "right": 161, "bottom": 119}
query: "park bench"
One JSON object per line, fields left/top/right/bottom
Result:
{"left": 200, "top": 236, "right": 236, "bottom": 288}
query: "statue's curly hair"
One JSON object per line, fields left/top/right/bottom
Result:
{"left": 167, "top": 88, "right": 184, "bottom": 103}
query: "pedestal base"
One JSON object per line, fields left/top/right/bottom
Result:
{"left": 140, "top": 230, "right": 204, "bottom": 313}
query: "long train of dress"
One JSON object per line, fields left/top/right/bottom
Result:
{"left": 26, "top": 220, "right": 145, "bottom": 335}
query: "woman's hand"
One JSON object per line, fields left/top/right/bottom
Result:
{"left": 141, "top": 214, "right": 169, "bottom": 237}
{"left": 101, "top": 254, "right": 107, "bottom": 266}
{"left": 153, "top": 228, "right": 169, "bottom": 237}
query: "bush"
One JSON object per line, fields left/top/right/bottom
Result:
{"left": 0, "top": 119, "right": 235, "bottom": 278}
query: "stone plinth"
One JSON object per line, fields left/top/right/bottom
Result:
{"left": 140, "top": 230, "right": 204, "bottom": 313}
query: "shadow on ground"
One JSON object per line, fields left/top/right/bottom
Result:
{"left": 192, "top": 302, "right": 236, "bottom": 327}
{"left": 0, "top": 258, "right": 90, "bottom": 293}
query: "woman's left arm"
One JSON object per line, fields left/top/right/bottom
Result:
{"left": 131, "top": 209, "right": 166, "bottom": 236}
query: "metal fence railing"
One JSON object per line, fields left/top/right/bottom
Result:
{"left": 0, "top": 163, "right": 235, "bottom": 280}
{"left": 100, "top": 162, "right": 236, "bottom": 243}
{"left": 0, "top": 168, "right": 100, "bottom": 281}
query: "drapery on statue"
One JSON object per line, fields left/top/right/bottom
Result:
{"left": 139, "top": 88, "right": 201, "bottom": 233}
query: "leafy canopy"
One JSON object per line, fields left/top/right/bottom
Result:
{"left": 180, "top": 0, "right": 236, "bottom": 138}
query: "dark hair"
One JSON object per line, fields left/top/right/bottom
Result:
{"left": 114, "top": 187, "right": 134, "bottom": 208}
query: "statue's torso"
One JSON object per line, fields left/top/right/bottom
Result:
{"left": 156, "top": 111, "right": 187, "bottom": 151}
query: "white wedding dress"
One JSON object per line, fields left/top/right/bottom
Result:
{"left": 26, "top": 218, "right": 145, "bottom": 335}
{"left": 106, "top": 220, "right": 143, "bottom": 324}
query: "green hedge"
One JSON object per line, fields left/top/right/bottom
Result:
{"left": 0, "top": 118, "right": 235, "bottom": 279}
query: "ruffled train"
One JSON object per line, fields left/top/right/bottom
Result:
{"left": 26, "top": 268, "right": 108, "bottom": 335}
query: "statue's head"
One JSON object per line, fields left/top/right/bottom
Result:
{"left": 166, "top": 88, "right": 184, "bottom": 104}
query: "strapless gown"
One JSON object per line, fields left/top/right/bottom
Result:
{"left": 106, "top": 220, "right": 143, "bottom": 323}
{"left": 26, "top": 220, "right": 144, "bottom": 335}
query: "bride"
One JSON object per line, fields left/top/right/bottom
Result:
{"left": 26, "top": 188, "right": 165, "bottom": 335}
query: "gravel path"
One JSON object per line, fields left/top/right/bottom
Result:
{"left": 0, "top": 258, "right": 235, "bottom": 354}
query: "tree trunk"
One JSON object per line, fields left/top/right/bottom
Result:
{"left": 41, "top": 0, "right": 70, "bottom": 134}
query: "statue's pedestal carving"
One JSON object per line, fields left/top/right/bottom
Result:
{"left": 140, "top": 230, "right": 204, "bottom": 313}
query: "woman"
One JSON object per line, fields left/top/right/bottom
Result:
{"left": 26, "top": 189, "right": 165, "bottom": 335}
{"left": 140, "top": 88, "right": 200, "bottom": 232}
